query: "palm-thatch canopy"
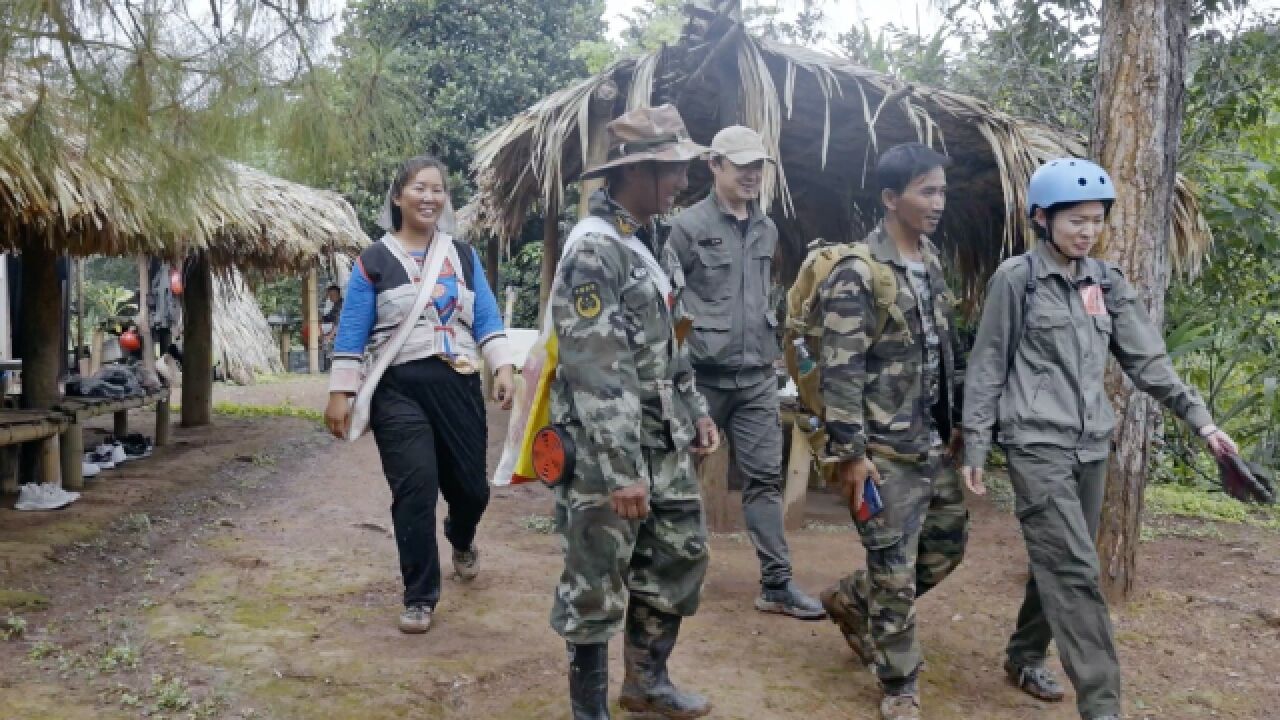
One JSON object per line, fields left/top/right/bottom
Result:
{"left": 0, "top": 72, "right": 366, "bottom": 272}
{"left": 471, "top": 3, "right": 1210, "bottom": 301}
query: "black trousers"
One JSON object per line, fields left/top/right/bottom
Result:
{"left": 370, "top": 357, "right": 490, "bottom": 608}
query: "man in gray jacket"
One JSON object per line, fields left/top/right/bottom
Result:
{"left": 962, "top": 158, "right": 1238, "bottom": 720}
{"left": 664, "top": 125, "right": 823, "bottom": 619}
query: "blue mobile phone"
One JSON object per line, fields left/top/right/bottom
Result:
{"left": 855, "top": 479, "right": 884, "bottom": 523}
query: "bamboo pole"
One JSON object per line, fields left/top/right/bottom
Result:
{"left": 137, "top": 257, "right": 154, "bottom": 373}
{"left": 537, "top": 195, "right": 560, "bottom": 327}
{"left": 304, "top": 267, "right": 320, "bottom": 374}
{"left": 577, "top": 80, "right": 619, "bottom": 220}
{"left": 76, "top": 257, "right": 86, "bottom": 375}
{"left": 60, "top": 421, "right": 84, "bottom": 490}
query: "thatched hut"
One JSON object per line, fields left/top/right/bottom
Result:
{"left": 0, "top": 70, "right": 367, "bottom": 431}
{"left": 470, "top": 2, "right": 1211, "bottom": 306}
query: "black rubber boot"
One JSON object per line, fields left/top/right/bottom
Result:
{"left": 619, "top": 603, "right": 711, "bottom": 719}
{"left": 568, "top": 642, "right": 611, "bottom": 720}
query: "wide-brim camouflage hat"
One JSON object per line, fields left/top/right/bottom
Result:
{"left": 582, "top": 104, "right": 708, "bottom": 180}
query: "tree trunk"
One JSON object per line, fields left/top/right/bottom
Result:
{"left": 1090, "top": 0, "right": 1192, "bottom": 603}
{"left": 182, "top": 252, "right": 214, "bottom": 427}
{"left": 304, "top": 266, "right": 319, "bottom": 374}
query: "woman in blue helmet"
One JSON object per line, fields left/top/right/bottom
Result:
{"left": 959, "top": 159, "right": 1237, "bottom": 720}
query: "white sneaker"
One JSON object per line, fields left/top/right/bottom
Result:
{"left": 87, "top": 450, "right": 115, "bottom": 470}
{"left": 82, "top": 460, "right": 101, "bottom": 478}
{"left": 14, "top": 484, "right": 78, "bottom": 511}
{"left": 110, "top": 442, "right": 128, "bottom": 464}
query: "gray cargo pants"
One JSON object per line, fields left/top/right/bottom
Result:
{"left": 1005, "top": 444, "right": 1121, "bottom": 720}
{"left": 697, "top": 377, "right": 792, "bottom": 587}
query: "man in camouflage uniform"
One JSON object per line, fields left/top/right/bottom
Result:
{"left": 814, "top": 143, "right": 968, "bottom": 720}
{"left": 549, "top": 104, "right": 720, "bottom": 720}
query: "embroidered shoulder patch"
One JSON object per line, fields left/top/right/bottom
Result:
{"left": 572, "top": 282, "right": 603, "bottom": 319}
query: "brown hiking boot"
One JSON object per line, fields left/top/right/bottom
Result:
{"left": 820, "top": 584, "right": 874, "bottom": 670}
{"left": 879, "top": 693, "right": 921, "bottom": 720}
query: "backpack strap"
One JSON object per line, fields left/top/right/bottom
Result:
{"left": 851, "top": 244, "right": 902, "bottom": 346}
{"left": 1005, "top": 253, "right": 1038, "bottom": 384}
{"left": 453, "top": 238, "right": 476, "bottom": 288}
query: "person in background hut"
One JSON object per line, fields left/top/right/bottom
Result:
{"left": 320, "top": 284, "right": 343, "bottom": 371}
{"left": 550, "top": 105, "right": 718, "bottom": 720}
{"left": 323, "top": 154, "right": 516, "bottom": 635}
{"left": 814, "top": 143, "right": 968, "bottom": 720}
{"left": 663, "top": 125, "right": 825, "bottom": 621}
{"left": 961, "top": 159, "right": 1238, "bottom": 720}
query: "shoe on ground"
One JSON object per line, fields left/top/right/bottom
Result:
{"left": 397, "top": 604, "right": 433, "bottom": 634}
{"left": 1005, "top": 659, "right": 1066, "bottom": 702}
{"left": 110, "top": 441, "right": 128, "bottom": 464}
{"left": 14, "top": 484, "right": 80, "bottom": 511}
{"left": 820, "top": 584, "right": 875, "bottom": 669}
{"left": 453, "top": 545, "right": 479, "bottom": 582}
{"left": 879, "top": 693, "right": 921, "bottom": 720}
{"left": 754, "top": 581, "right": 826, "bottom": 620}
{"left": 87, "top": 450, "right": 115, "bottom": 470}
{"left": 82, "top": 460, "right": 101, "bottom": 478}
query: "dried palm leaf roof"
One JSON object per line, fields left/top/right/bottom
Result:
{"left": 0, "top": 72, "right": 366, "bottom": 271}
{"left": 471, "top": 21, "right": 1210, "bottom": 300}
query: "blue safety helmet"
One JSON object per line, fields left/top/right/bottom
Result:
{"left": 1026, "top": 158, "right": 1116, "bottom": 218}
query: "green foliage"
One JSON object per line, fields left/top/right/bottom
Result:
{"left": 329, "top": 0, "right": 604, "bottom": 230}
{"left": 212, "top": 401, "right": 324, "bottom": 425}
{"left": 501, "top": 241, "right": 545, "bottom": 329}
{"left": 1146, "top": 483, "right": 1280, "bottom": 530}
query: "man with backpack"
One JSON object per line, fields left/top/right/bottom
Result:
{"left": 796, "top": 143, "right": 968, "bottom": 720}
{"left": 961, "top": 158, "right": 1238, "bottom": 720}
{"left": 663, "top": 125, "right": 824, "bottom": 620}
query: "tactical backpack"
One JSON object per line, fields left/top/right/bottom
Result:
{"left": 783, "top": 240, "right": 904, "bottom": 458}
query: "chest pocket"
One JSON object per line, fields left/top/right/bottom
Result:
{"left": 620, "top": 274, "right": 670, "bottom": 353}
{"left": 691, "top": 242, "right": 732, "bottom": 301}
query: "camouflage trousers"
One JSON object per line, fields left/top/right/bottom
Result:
{"left": 839, "top": 447, "right": 969, "bottom": 691}
{"left": 551, "top": 443, "right": 710, "bottom": 645}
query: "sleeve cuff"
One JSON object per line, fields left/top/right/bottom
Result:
{"left": 1185, "top": 406, "right": 1215, "bottom": 436}
{"left": 480, "top": 335, "right": 517, "bottom": 374}
{"left": 328, "top": 358, "right": 362, "bottom": 395}
{"left": 962, "top": 433, "right": 990, "bottom": 469}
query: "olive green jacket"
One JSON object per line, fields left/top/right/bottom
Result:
{"left": 963, "top": 242, "right": 1214, "bottom": 467}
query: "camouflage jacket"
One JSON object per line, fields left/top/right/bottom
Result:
{"left": 550, "top": 192, "right": 711, "bottom": 491}
{"left": 818, "top": 224, "right": 965, "bottom": 462}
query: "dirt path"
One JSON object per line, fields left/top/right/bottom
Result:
{"left": 1, "top": 377, "right": 1277, "bottom": 719}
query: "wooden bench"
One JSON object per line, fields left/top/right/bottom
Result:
{"left": 53, "top": 387, "right": 172, "bottom": 491}
{"left": 0, "top": 410, "right": 70, "bottom": 494}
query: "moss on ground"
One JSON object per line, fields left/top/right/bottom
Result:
{"left": 1145, "top": 484, "right": 1280, "bottom": 530}
{"left": 0, "top": 588, "right": 50, "bottom": 610}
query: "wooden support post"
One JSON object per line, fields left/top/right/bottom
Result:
{"left": 19, "top": 240, "right": 62, "bottom": 484}
{"left": 60, "top": 421, "right": 84, "bottom": 490}
{"left": 696, "top": 445, "right": 738, "bottom": 533}
{"left": 113, "top": 409, "right": 128, "bottom": 437}
{"left": 783, "top": 423, "right": 813, "bottom": 531}
{"left": 155, "top": 396, "right": 171, "bottom": 446}
{"left": 279, "top": 328, "right": 291, "bottom": 371}
{"left": 182, "top": 251, "right": 214, "bottom": 427}
{"left": 536, "top": 195, "right": 560, "bottom": 327}
{"left": 137, "top": 257, "right": 155, "bottom": 373}
{"left": 1, "top": 446, "right": 19, "bottom": 495}
{"left": 75, "top": 258, "right": 86, "bottom": 374}
{"left": 305, "top": 266, "right": 320, "bottom": 374}
{"left": 485, "top": 235, "right": 501, "bottom": 293}
{"left": 38, "top": 433, "right": 60, "bottom": 488}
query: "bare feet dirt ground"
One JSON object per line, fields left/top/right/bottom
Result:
{"left": 1, "top": 376, "right": 1277, "bottom": 719}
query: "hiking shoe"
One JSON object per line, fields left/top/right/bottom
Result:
{"left": 820, "top": 584, "right": 875, "bottom": 669}
{"left": 397, "top": 604, "right": 433, "bottom": 634}
{"left": 1005, "top": 659, "right": 1066, "bottom": 702}
{"left": 755, "top": 581, "right": 826, "bottom": 620}
{"left": 879, "top": 693, "right": 921, "bottom": 720}
{"left": 453, "top": 545, "right": 479, "bottom": 582}
{"left": 87, "top": 450, "right": 115, "bottom": 470}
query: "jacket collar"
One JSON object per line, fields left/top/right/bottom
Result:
{"left": 1032, "top": 241, "right": 1103, "bottom": 283}
{"left": 709, "top": 189, "right": 764, "bottom": 224}
{"left": 866, "top": 222, "right": 937, "bottom": 271}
